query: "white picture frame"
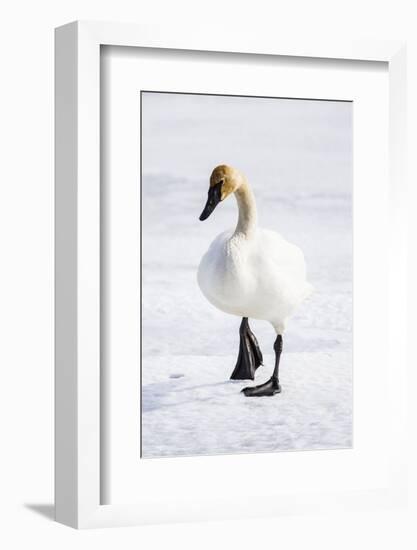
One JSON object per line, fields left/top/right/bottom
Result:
{"left": 55, "top": 20, "right": 407, "bottom": 529}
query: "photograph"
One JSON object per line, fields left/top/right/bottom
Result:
{"left": 140, "top": 91, "right": 352, "bottom": 458}
{"left": 0, "top": 2, "right": 410, "bottom": 542}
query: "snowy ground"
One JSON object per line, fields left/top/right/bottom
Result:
{"left": 142, "top": 353, "right": 352, "bottom": 458}
{"left": 141, "top": 92, "right": 352, "bottom": 458}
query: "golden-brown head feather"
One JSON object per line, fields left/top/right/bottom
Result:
{"left": 209, "top": 164, "right": 245, "bottom": 201}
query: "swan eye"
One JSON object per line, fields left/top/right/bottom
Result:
{"left": 216, "top": 179, "right": 224, "bottom": 186}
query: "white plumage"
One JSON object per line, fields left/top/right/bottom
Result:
{"left": 198, "top": 227, "right": 313, "bottom": 334}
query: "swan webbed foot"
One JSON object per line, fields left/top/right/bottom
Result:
{"left": 230, "top": 317, "right": 263, "bottom": 380}
{"left": 241, "top": 377, "right": 282, "bottom": 397}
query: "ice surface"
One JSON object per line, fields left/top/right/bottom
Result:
{"left": 141, "top": 92, "right": 352, "bottom": 457}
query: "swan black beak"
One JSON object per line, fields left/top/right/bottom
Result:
{"left": 199, "top": 181, "right": 223, "bottom": 221}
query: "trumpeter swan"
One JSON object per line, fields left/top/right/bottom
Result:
{"left": 198, "top": 165, "right": 313, "bottom": 396}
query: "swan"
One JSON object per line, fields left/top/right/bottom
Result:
{"left": 197, "top": 165, "right": 313, "bottom": 396}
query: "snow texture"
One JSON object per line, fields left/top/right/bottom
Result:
{"left": 141, "top": 92, "right": 352, "bottom": 458}
{"left": 142, "top": 353, "right": 352, "bottom": 458}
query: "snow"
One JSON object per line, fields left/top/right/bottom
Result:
{"left": 142, "top": 353, "right": 352, "bottom": 458}
{"left": 141, "top": 92, "right": 352, "bottom": 458}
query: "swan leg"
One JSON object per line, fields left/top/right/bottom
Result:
{"left": 242, "top": 335, "right": 283, "bottom": 396}
{"left": 230, "top": 317, "right": 263, "bottom": 380}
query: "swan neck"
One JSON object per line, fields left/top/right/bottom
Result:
{"left": 234, "top": 181, "right": 257, "bottom": 238}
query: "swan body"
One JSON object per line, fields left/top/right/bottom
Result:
{"left": 198, "top": 227, "right": 312, "bottom": 334}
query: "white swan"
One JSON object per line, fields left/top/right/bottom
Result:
{"left": 198, "top": 165, "right": 313, "bottom": 396}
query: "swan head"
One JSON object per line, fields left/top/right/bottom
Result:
{"left": 199, "top": 165, "right": 244, "bottom": 221}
